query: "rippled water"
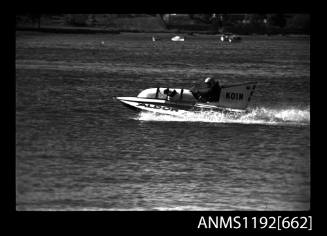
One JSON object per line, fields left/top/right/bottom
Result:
{"left": 16, "top": 32, "right": 310, "bottom": 211}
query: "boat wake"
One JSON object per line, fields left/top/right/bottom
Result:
{"left": 136, "top": 107, "right": 310, "bottom": 126}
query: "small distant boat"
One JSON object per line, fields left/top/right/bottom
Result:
{"left": 171, "top": 35, "right": 185, "bottom": 42}
{"left": 220, "top": 34, "right": 242, "bottom": 43}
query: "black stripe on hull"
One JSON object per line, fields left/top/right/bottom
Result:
{"left": 118, "top": 99, "right": 194, "bottom": 113}
{"left": 117, "top": 99, "right": 247, "bottom": 114}
{"left": 120, "top": 101, "right": 142, "bottom": 112}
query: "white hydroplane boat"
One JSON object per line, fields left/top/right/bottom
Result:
{"left": 114, "top": 82, "right": 257, "bottom": 116}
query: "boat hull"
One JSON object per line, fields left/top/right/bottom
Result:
{"left": 114, "top": 96, "right": 246, "bottom": 116}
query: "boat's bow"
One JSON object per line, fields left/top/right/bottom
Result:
{"left": 114, "top": 96, "right": 194, "bottom": 115}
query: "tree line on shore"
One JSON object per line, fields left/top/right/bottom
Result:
{"left": 16, "top": 14, "right": 310, "bottom": 35}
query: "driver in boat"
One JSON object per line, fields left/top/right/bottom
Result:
{"left": 163, "top": 88, "right": 177, "bottom": 101}
{"left": 191, "top": 77, "right": 221, "bottom": 102}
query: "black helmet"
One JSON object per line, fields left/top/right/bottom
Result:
{"left": 204, "top": 77, "right": 215, "bottom": 86}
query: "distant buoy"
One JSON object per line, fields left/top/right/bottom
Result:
{"left": 101, "top": 41, "right": 105, "bottom": 46}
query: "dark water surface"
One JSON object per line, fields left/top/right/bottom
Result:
{"left": 16, "top": 32, "right": 310, "bottom": 210}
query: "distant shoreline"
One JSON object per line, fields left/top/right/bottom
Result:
{"left": 16, "top": 26, "right": 121, "bottom": 34}
{"left": 15, "top": 26, "right": 310, "bottom": 36}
